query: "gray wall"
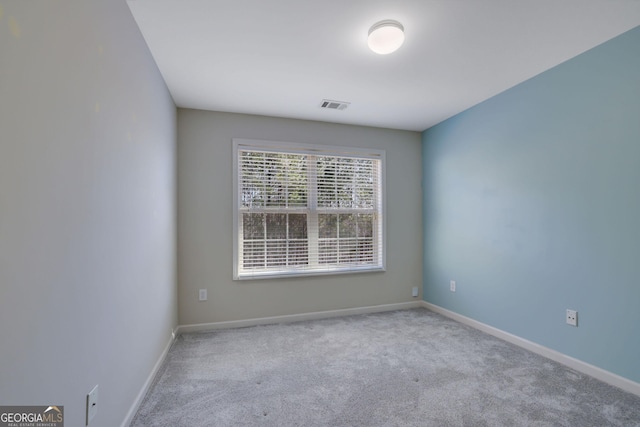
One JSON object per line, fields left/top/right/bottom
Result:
{"left": 0, "top": 1, "right": 177, "bottom": 426}
{"left": 178, "top": 110, "right": 422, "bottom": 325}
{"left": 422, "top": 26, "right": 640, "bottom": 383}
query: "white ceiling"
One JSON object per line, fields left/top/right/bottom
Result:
{"left": 127, "top": 0, "right": 640, "bottom": 132}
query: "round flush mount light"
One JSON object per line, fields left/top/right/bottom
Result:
{"left": 367, "top": 19, "right": 405, "bottom": 54}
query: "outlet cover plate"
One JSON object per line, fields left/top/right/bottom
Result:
{"left": 566, "top": 309, "right": 578, "bottom": 326}
{"left": 450, "top": 280, "right": 456, "bottom": 292}
{"left": 86, "top": 384, "right": 98, "bottom": 425}
{"left": 199, "top": 289, "right": 207, "bottom": 301}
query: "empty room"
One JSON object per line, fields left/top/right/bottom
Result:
{"left": 1, "top": 1, "right": 639, "bottom": 426}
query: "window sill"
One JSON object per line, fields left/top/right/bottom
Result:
{"left": 234, "top": 265, "right": 385, "bottom": 281}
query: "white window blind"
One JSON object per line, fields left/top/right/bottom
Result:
{"left": 233, "top": 139, "right": 385, "bottom": 280}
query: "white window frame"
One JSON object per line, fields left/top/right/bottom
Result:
{"left": 232, "top": 138, "right": 386, "bottom": 280}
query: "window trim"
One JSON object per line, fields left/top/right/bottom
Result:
{"left": 232, "top": 138, "right": 386, "bottom": 280}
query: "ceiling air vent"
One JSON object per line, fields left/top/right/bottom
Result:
{"left": 320, "top": 99, "right": 350, "bottom": 111}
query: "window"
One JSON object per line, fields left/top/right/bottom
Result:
{"left": 233, "top": 139, "right": 385, "bottom": 279}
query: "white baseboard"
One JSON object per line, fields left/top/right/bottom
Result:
{"left": 176, "top": 301, "right": 422, "bottom": 334}
{"left": 421, "top": 301, "right": 640, "bottom": 397}
{"left": 121, "top": 329, "right": 176, "bottom": 427}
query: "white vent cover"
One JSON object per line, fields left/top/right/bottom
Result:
{"left": 319, "top": 99, "right": 350, "bottom": 111}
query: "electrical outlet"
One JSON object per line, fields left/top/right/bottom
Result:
{"left": 412, "top": 287, "right": 419, "bottom": 297}
{"left": 450, "top": 280, "right": 456, "bottom": 292}
{"left": 86, "top": 384, "right": 98, "bottom": 425}
{"left": 199, "top": 289, "right": 207, "bottom": 301}
{"left": 566, "top": 309, "right": 578, "bottom": 327}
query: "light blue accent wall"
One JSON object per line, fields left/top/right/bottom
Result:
{"left": 422, "top": 26, "right": 640, "bottom": 383}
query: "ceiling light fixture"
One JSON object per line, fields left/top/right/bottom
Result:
{"left": 367, "top": 20, "right": 405, "bottom": 54}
